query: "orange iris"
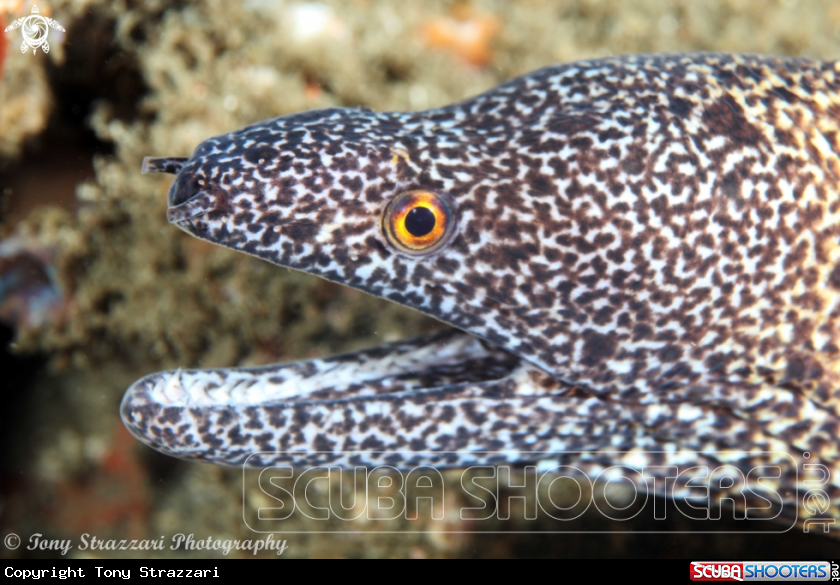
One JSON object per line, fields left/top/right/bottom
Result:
{"left": 382, "top": 190, "right": 456, "bottom": 255}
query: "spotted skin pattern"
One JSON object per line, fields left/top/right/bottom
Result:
{"left": 123, "top": 53, "right": 840, "bottom": 522}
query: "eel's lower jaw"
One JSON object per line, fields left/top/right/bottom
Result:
{"left": 119, "top": 329, "right": 524, "bottom": 466}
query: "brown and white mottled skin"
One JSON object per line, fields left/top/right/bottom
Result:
{"left": 122, "top": 53, "right": 840, "bottom": 524}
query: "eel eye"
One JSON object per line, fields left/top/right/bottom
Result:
{"left": 382, "top": 190, "right": 456, "bottom": 255}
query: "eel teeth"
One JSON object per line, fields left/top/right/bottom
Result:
{"left": 141, "top": 156, "right": 189, "bottom": 175}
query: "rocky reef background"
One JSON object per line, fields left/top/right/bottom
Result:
{"left": 2, "top": 0, "right": 840, "bottom": 558}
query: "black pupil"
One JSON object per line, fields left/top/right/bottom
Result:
{"left": 404, "top": 206, "right": 436, "bottom": 237}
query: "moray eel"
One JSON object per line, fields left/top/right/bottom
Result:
{"left": 123, "top": 53, "right": 840, "bottom": 522}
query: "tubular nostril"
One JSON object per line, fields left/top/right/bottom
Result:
{"left": 139, "top": 155, "right": 205, "bottom": 209}
{"left": 141, "top": 156, "right": 188, "bottom": 175}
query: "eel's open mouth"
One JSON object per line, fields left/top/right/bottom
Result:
{"left": 123, "top": 330, "right": 518, "bottom": 409}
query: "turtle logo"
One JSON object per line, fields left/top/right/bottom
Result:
{"left": 4, "top": 5, "right": 65, "bottom": 55}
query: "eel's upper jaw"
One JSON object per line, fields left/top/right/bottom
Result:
{"left": 141, "top": 156, "right": 220, "bottom": 225}
{"left": 165, "top": 190, "right": 218, "bottom": 224}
